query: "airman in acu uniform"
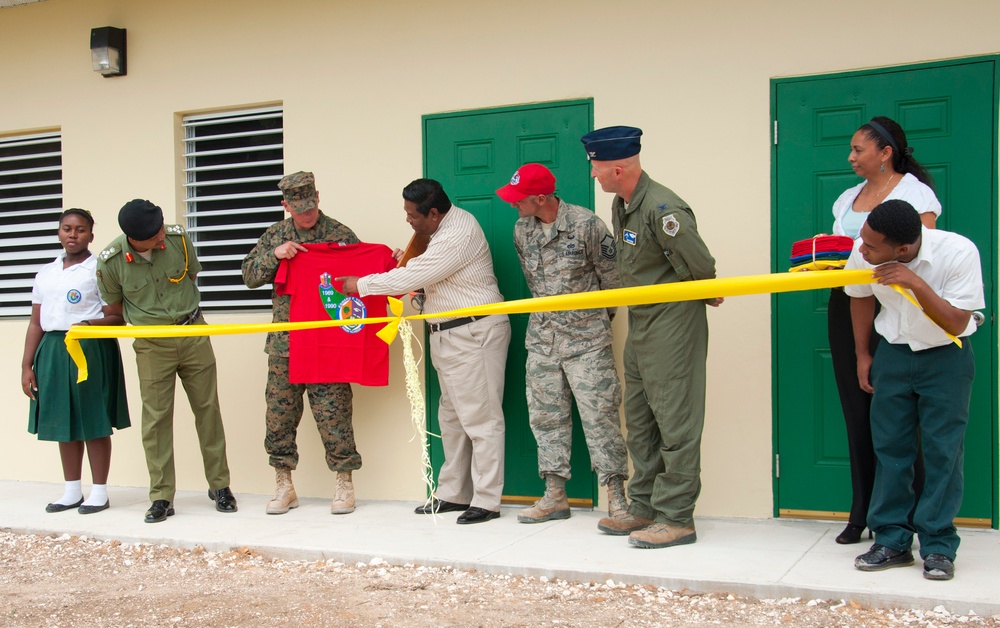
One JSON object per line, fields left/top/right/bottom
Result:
{"left": 582, "top": 127, "right": 720, "bottom": 549}
{"left": 96, "top": 199, "right": 235, "bottom": 523}
{"left": 496, "top": 163, "right": 630, "bottom": 530}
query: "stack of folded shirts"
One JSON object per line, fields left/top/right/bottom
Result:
{"left": 789, "top": 235, "right": 855, "bottom": 272}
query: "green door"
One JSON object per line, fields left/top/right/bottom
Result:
{"left": 773, "top": 59, "right": 998, "bottom": 525}
{"left": 422, "top": 99, "right": 598, "bottom": 506}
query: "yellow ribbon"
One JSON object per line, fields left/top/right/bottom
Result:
{"left": 63, "top": 269, "right": 960, "bottom": 382}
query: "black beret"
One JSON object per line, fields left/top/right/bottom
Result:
{"left": 118, "top": 199, "right": 164, "bottom": 240}
{"left": 581, "top": 126, "right": 643, "bottom": 161}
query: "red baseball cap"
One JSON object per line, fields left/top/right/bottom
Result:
{"left": 496, "top": 163, "right": 556, "bottom": 203}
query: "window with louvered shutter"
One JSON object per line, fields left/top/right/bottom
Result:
{"left": 183, "top": 106, "right": 284, "bottom": 310}
{"left": 0, "top": 131, "right": 62, "bottom": 318}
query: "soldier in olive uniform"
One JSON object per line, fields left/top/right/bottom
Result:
{"left": 97, "top": 199, "right": 235, "bottom": 523}
{"left": 581, "top": 127, "right": 721, "bottom": 549}
{"left": 241, "top": 171, "right": 362, "bottom": 516}
{"left": 496, "top": 163, "right": 630, "bottom": 529}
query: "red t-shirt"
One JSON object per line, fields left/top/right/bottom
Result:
{"left": 274, "top": 242, "right": 397, "bottom": 386}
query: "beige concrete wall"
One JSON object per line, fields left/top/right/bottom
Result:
{"left": 1, "top": 0, "right": 997, "bottom": 518}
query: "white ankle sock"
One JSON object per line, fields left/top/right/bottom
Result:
{"left": 83, "top": 484, "right": 108, "bottom": 507}
{"left": 55, "top": 480, "right": 83, "bottom": 506}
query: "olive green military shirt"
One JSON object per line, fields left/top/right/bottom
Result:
{"left": 241, "top": 211, "right": 358, "bottom": 357}
{"left": 96, "top": 225, "right": 203, "bottom": 326}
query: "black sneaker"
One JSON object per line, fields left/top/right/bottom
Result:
{"left": 922, "top": 554, "right": 955, "bottom": 580}
{"left": 854, "top": 543, "right": 914, "bottom": 571}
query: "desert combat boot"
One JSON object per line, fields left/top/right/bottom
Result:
{"left": 518, "top": 474, "right": 571, "bottom": 523}
{"left": 628, "top": 522, "right": 697, "bottom": 549}
{"left": 266, "top": 467, "right": 299, "bottom": 515}
{"left": 331, "top": 470, "right": 356, "bottom": 514}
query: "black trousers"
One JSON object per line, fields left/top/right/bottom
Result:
{"left": 827, "top": 288, "right": 924, "bottom": 526}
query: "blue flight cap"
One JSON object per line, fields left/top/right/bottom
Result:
{"left": 580, "top": 126, "right": 643, "bottom": 161}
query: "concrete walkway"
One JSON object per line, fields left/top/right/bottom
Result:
{"left": 3, "top": 480, "right": 998, "bottom": 617}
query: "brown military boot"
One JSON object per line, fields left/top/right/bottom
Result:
{"left": 597, "top": 511, "right": 653, "bottom": 535}
{"left": 266, "top": 467, "right": 298, "bottom": 515}
{"left": 628, "top": 522, "right": 697, "bottom": 548}
{"left": 331, "top": 470, "right": 356, "bottom": 515}
{"left": 518, "top": 474, "right": 570, "bottom": 523}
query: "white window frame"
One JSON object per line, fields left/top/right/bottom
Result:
{"left": 0, "top": 131, "right": 63, "bottom": 317}
{"left": 183, "top": 106, "right": 284, "bottom": 310}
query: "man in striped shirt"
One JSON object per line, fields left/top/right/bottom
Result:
{"left": 339, "top": 178, "right": 511, "bottom": 524}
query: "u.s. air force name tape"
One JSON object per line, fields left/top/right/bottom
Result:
{"left": 65, "top": 269, "right": 957, "bottom": 382}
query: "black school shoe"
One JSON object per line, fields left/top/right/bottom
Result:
{"left": 854, "top": 543, "right": 914, "bottom": 571}
{"left": 45, "top": 497, "right": 84, "bottom": 513}
{"left": 922, "top": 554, "right": 955, "bottom": 580}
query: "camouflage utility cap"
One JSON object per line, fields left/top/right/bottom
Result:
{"left": 278, "top": 171, "right": 318, "bottom": 214}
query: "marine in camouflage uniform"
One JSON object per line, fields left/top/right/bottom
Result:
{"left": 241, "top": 171, "right": 361, "bottom": 515}
{"left": 496, "top": 164, "right": 629, "bottom": 526}
{"left": 97, "top": 199, "right": 235, "bottom": 523}
{"left": 583, "top": 127, "right": 719, "bottom": 549}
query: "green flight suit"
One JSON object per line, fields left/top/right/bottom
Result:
{"left": 97, "top": 225, "right": 230, "bottom": 502}
{"left": 612, "top": 172, "right": 716, "bottom": 527}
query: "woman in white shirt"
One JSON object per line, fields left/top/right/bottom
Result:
{"left": 828, "top": 116, "right": 939, "bottom": 544}
{"left": 20, "top": 209, "right": 131, "bottom": 515}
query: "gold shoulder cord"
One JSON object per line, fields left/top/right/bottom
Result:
{"left": 168, "top": 234, "right": 189, "bottom": 283}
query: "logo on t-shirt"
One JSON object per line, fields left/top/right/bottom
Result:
{"left": 319, "top": 273, "right": 366, "bottom": 335}
{"left": 66, "top": 289, "right": 82, "bottom": 304}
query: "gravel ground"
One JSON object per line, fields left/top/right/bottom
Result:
{"left": 1, "top": 531, "right": 997, "bottom": 627}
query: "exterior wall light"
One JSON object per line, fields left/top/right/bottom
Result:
{"left": 90, "top": 26, "right": 126, "bottom": 77}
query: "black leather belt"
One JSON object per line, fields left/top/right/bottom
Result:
{"left": 175, "top": 307, "right": 201, "bottom": 325}
{"left": 427, "top": 316, "right": 483, "bottom": 333}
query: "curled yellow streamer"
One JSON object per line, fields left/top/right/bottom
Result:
{"left": 63, "top": 269, "right": 959, "bottom": 382}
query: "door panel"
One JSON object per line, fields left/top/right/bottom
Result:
{"left": 423, "top": 100, "right": 597, "bottom": 505}
{"left": 773, "top": 60, "right": 997, "bottom": 523}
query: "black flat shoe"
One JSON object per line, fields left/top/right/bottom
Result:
{"left": 45, "top": 497, "right": 84, "bottom": 513}
{"left": 456, "top": 506, "right": 500, "bottom": 525}
{"left": 835, "top": 523, "right": 871, "bottom": 545}
{"left": 854, "top": 543, "right": 914, "bottom": 571}
{"left": 145, "top": 500, "right": 174, "bottom": 523}
{"left": 78, "top": 501, "right": 110, "bottom": 515}
{"left": 414, "top": 499, "right": 470, "bottom": 515}
{"left": 208, "top": 487, "right": 238, "bottom": 513}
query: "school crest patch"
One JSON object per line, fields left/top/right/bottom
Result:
{"left": 319, "top": 272, "right": 365, "bottom": 334}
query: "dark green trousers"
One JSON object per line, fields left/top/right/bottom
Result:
{"left": 868, "top": 340, "right": 974, "bottom": 560}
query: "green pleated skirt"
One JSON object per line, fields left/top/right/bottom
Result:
{"left": 28, "top": 331, "right": 131, "bottom": 442}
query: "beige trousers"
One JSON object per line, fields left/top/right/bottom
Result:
{"left": 429, "top": 315, "right": 510, "bottom": 511}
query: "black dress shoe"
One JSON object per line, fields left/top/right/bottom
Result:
{"left": 457, "top": 506, "right": 500, "bottom": 525}
{"left": 45, "top": 497, "right": 84, "bottom": 513}
{"left": 835, "top": 523, "right": 872, "bottom": 545}
{"left": 145, "top": 500, "right": 175, "bottom": 523}
{"left": 854, "top": 543, "right": 914, "bottom": 571}
{"left": 922, "top": 554, "right": 955, "bottom": 580}
{"left": 208, "top": 487, "right": 238, "bottom": 513}
{"left": 414, "top": 499, "right": 470, "bottom": 515}
{"left": 78, "top": 501, "right": 110, "bottom": 515}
